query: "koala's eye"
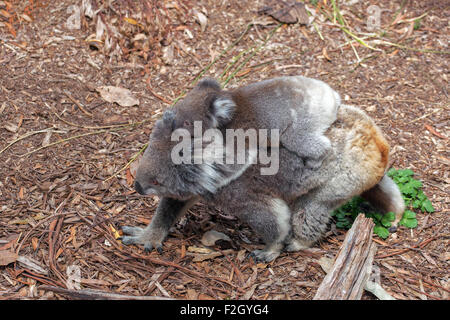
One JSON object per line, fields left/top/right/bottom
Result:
{"left": 149, "top": 179, "right": 159, "bottom": 186}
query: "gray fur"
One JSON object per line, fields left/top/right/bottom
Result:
{"left": 125, "top": 77, "right": 405, "bottom": 262}
{"left": 232, "top": 76, "right": 341, "bottom": 168}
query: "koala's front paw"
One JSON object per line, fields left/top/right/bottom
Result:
{"left": 305, "top": 158, "right": 324, "bottom": 170}
{"left": 249, "top": 249, "right": 280, "bottom": 263}
{"left": 303, "top": 135, "right": 331, "bottom": 170}
{"left": 120, "top": 226, "right": 164, "bottom": 253}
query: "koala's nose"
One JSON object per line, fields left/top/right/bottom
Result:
{"left": 134, "top": 181, "right": 145, "bottom": 195}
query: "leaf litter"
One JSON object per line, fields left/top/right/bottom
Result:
{"left": 0, "top": 0, "right": 448, "bottom": 300}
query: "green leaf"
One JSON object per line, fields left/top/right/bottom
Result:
{"left": 381, "top": 213, "right": 395, "bottom": 227}
{"left": 336, "top": 221, "right": 349, "bottom": 229}
{"left": 381, "top": 216, "right": 392, "bottom": 228}
{"left": 385, "top": 212, "right": 396, "bottom": 221}
{"left": 402, "top": 218, "right": 418, "bottom": 229}
{"left": 414, "top": 19, "right": 421, "bottom": 30}
{"left": 403, "top": 210, "right": 416, "bottom": 219}
{"left": 387, "top": 168, "right": 396, "bottom": 176}
{"left": 368, "top": 212, "right": 380, "bottom": 221}
{"left": 409, "top": 179, "right": 422, "bottom": 188}
{"left": 373, "top": 225, "right": 390, "bottom": 239}
{"left": 417, "top": 192, "right": 427, "bottom": 201}
{"left": 400, "top": 182, "right": 419, "bottom": 196}
{"left": 421, "top": 199, "right": 434, "bottom": 213}
{"left": 398, "top": 169, "right": 415, "bottom": 177}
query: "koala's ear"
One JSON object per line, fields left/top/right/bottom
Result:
{"left": 209, "top": 95, "right": 236, "bottom": 127}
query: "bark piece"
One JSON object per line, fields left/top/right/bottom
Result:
{"left": 314, "top": 214, "right": 377, "bottom": 300}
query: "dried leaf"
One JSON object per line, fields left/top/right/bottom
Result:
{"left": 125, "top": 168, "right": 133, "bottom": 186}
{"left": 260, "top": 1, "right": 309, "bottom": 25}
{"left": 0, "top": 9, "right": 11, "bottom": 18}
{"left": 187, "top": 246, "right": 213, "bottom": 254}
{"left": 96, "top": 15, "right": 106, "bottom": 40}
{"left": 4, "top": 21, "right": 16, "bottom": 37}
{"left": 318, "top": 256, "right": 334, "bottom": 273}
{"left": 18, "top": 187, "right": 24, "bottom": 199}
{"left": 31, "top": 237, "right": 39, "bottom": 250}
{"left": 124, "top": 17, "right": 138, "bottom": 25}
{"left": 193, "top": 9, "right": 207, "bottom": 32}
{"left": 242, "top": 284, "right": 258, "bottom": 300}
{"left": 201, "top": 230, "right": 231, "bottom": 247}
{"left": 186, "top": 289, "right": 198, "bottom": 299}
{"left": 21, "top": 13, "right": 32, "bottom": 22}
{"left": 55, "top": 247, "right": 64, "bottom": 259}
{"left": 198, "top": 293, "right": 214, "bottom": 300}
{"left": 162, "top": 44, "right": 174, "bottom": 65}
{"left": 96, "top": 86, "right": 139, "bottom": 107}
{"left": 82, "top": 0, "right": 94, "bottom": 19}
{"left": 110, "top": 224, "right": 121, "bottom": 239}
{"left": 191, "top": 249, "right": 233, "bottom": 262}
{"left": 41, "top": 130, "right": 52, "bottom": 147}
{"left": 0, "top": 250, "right": 18, "bottom": 266}
{"left": 0, "top": 102, "right": 6, "bottom": 114}
{"left": 322, "top": 47, "right": 332, "bottom": 61}
{"left": 65, "top": 226, "right": 77, "bottom": 244}
{"left": 4, "top": 122, "right": 18, "bottom": 133}
{"left": 129, "top": 154, "right": 142, "bottom": 178}
{"left": 425, "top": 124, "right": 446, "bottom": 139}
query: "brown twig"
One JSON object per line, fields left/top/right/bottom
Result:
{"left": 15, "top": 212, "right": 73, "bottom": 255}
{"left": 146, "top": 78, "right": 173, "bottom": 104}
{"left": 48, "top": 217, "right": 66, "bottom": 286}
{"left": 217, "top": 249, "right": 244, "bottom": 286}
{"left": 389, "top": 277, "right": 442, "bottom": 300}
{"left": 39, "top": 285, "right": 173, "bottom": 300}
{"left": 63, "top": 90, "right": 93, "bottom": 117}
{"left": 375, "top": 235, "right": 439, "bottom": 259}
{"left": 20, "top": 269, "right": 64, "bottom": 288}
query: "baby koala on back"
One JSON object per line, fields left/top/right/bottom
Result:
{"left": 175, "top": 75, "right": 341, "bottom": 168}
{"left": 233, "top": 76, "right": 341, "bottom": 168}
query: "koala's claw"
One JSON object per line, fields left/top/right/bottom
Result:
{"left": 120, "top": 225, "right": 164, "bottom": 254}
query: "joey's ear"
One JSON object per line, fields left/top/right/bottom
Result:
{"left": 209, "top": 95, "right": 236, "bottom": 127}
{"left": 196, "top": 78, "right": 221, "bottom": 91}
{"left": 153, "top": 109, "right": 175, "bottom": 137}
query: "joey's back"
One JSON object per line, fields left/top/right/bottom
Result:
{"left": 229, "top": 76, "right": 340, "bottom": 131}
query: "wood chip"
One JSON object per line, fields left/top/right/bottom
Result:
{"left": 0, "top": 251, "right": 18, "bottom": 266}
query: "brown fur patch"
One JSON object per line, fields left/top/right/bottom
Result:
{"left": 337, "top": 105, "right": 390, "bottom": 188}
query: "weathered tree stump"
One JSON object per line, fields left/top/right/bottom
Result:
{"left": 314, "top": 214, "right": 377, "bottom": 300}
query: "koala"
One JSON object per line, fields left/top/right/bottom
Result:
{"left": 169, "top": 76, "right": 341, "bottom": 169}
{"left": 122, "top": 78, "right": 405, "bottom": 262}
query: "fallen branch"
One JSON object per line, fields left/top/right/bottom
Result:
{"left": 39, "top": 285, "right": 173, "bottom": 300}
{"left": 314, "top": 214, "right": 377, "bottom": 300}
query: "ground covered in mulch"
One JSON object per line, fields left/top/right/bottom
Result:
{"left": 0, "top": 0, "right": 448, "bottom": 300}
